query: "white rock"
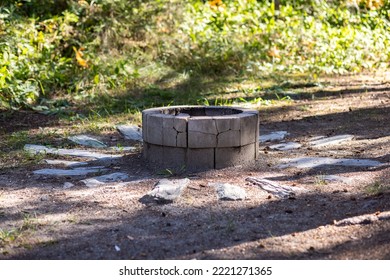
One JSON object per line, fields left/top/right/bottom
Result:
{"left": 335, "top": 214, "right": 378, "bottom": 226}
{"left": 63, "top": 182, "right": 75, "bottom": 189}
{"left": 309, "top": 134, "right": 354, "bottom": 147}
{"left": 269, "top": 142, "right": 302, "bottom": 151}
{"left": 308, "top": 136, "right": 326, "bottom": 141}
{"left": 68, "top": 135, "right": 107, "bottom": 148}
{"left": 322, "top": 175, "right": 353, "bottom": 184}
{"left": 209, "top": 182, "right": 247, "bottom": 201}
{"left": 116, "top": 125, "right": 143, "bottom": 141}
{"left": 259, "top": 131, "right": 289, "bottom": 143}
{"left": 33, "top": 166, "right": 108, "bottom": 176}
{"left": 278, "top": 157, "right": 382, "bottom": 169}
{"left": 24, "top": 144, "right": 122, "bottom": 160}
{"left": 44, "top": 159, "right": 89, "bottom": 167}
{"left": 147, "top": 178, "right": 190, "bottom": 202}
{"left": 81, "top": 172, "right": 129, "bottom": 188}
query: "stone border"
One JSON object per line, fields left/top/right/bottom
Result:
{"left": 142, "top": 106, "right": 259, "bottom": 171}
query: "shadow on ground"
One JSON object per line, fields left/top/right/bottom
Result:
{"left": 2, "top": 184, "right": 389, "bottom": 259}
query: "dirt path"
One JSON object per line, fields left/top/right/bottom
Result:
{"left": 0, "top": 75, "right": 389, "bottom": 259}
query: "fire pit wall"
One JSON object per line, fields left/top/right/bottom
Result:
{"left": 142, "top": 106, "right": 259, "bottom": 171}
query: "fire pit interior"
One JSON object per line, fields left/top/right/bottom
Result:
{"left": 142, "top": 106, "right": 259, "bottom": 171}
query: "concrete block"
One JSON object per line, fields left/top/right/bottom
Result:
{"left": 146, "top": 114, "right": 163, "bottom": 145}
{"left": 188, "top": 131, "right": 217, "bottom": 148}
{"left": 213, "top": 116, "right": 240, "bottom": 133}
{"left": 161, "top": 114, "right": 175, "bottom": 147}
{"left": 215, "top": 143, "right": 256, "bottom": 169}
{"left": 143, "top": 143, "right": 187, "bottom": 170}
{"left": 217, "top": 130, "right": 241, "bottom": 147}
{"left": 188, "top": 118, "right": 218, "bottom": 134}
{"left": 187, "top": 148, "right": 214, "bottom": 170}
{"left": 177, "top": 132, "right": 187, "bottom": 147}
{"left": 163, "top": 146, "right": 186, "bottom": 169}
{"left": 240, "top": 113, "right": 259, "bottom": 146}
{"left": 174, "top": 115, "right": 189, "bottom": 133}
{"left": 162, "top": 114, "right": 174, "bottom": 128}
{"left": 143, "top": 142, "right": 164, "bottom": 164}
{"left": 142, "top": 112, "right": 148, "bottom": 142}
{"left": 163, "top": 127, "right": 177, "bottom": 147}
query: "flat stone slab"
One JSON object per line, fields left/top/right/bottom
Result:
{"left": 209, "top": 182, "right": 246, "bottom": 201}
{"left": 259, "top": 131, "right": 289, "bottom": 143}
{"left": 81, "top": 172, "right": 129, "bottom": 187}
{"left": 278, "top": 157, "right": 382, "bottom": 169}
{"left": 146, "top": 178, "right": 190, "bottom": 203}
{"left": 269, "top": 142, "right": 302, "bottom": 151}
{"left": 24, "top": 144, "right": 122, "bottom": 160}
{"left": 116, "top": 125, "right": 142, "bottom": 141}
{"left": 63, "top": 182, "right": 75, "bottom": 189}
{"left": 246, "top": 177, "right": 307, "bottom": 199}
{"left": 33, "top": 166, "right": 108, "bottom": 176}
{"left": 322, "top": 175, "right": 353, "bottom": 184}
{"left": 309, "top": 134, "right": 354, "bottom": 147}
{"left": 44, "top": 159, "right": 89, "bottom": 167}
{"left": 68, "top": 135, "right": 107, "bottom": 148}
{"left": 334, "top": 211, "right": 390, "bottom": 226}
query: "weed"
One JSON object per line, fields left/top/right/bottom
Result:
{"left": 365, "top": 181, "right": 390, "bottom": 196}
{"left": 157, "top": 165, "right": 186, "bottom": 177}
{"left": 0, "top": 228, "right": 20, "bottom": 244}
{"left": 314, "top": 174, "right": 328, "bottom": 186}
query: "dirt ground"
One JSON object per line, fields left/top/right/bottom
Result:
{"left": 0, "top": 74, "right": 389, "bottom": 260}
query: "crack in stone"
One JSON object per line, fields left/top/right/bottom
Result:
{"left": 173, "top": 126, "right": 179, "bottom": 146}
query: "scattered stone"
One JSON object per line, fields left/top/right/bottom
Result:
{"left": 278, "top": 157, "right": 382, "bottom": 169}
{"left": 25, "top": 144, "right": 123, "bottom": 160}
{"left": 246, "top": 177, "right": 307, "bottom": 199}
{"left": 63, "top": 182, "right": 75, "bottom": 189}
{"left": 309, "top": 134, "right": 354, "bottom": 147}
{"left": 269, "top": 142, "right": 302, "bottom": 151}
{"left": 188, "top": 185, "right": 201, "bottom": 191}
{"left": 146, "top": 178, "right": 190, "bottom": 203}
{"left": 308, "top": 136, "right": 326, "bottom": 141}
{"left": 334, "top": 213, "right": 379, "bottom": 226}
{"left": 115, "top": 245, "right": 121, "bottom": 252}
{"left": 44, "top": 159, "right": 89, "bottom": 168}
{"left": 259, "top": 131, "right": 289, "bottom": 143}
{"left": 33, "top": 166, "right": 108, "bottom": 176}
{"left": 378, "top": 212, "right": 390, "bottom": 221}
{"left": 116, "top": 125, "right": 143, "bottom": 141}
{"left": 209, "top": 182, "right": 247, "bottom": 201}
{"left": 68, "top": 135, "right": 107, "bottom": 148}
{"left": 40, "top": 194, "right": 49, "bottom": 201}
{"left": 322, "top": 175, "right": 353, "bottom": 184}
{"left": 81, "top": 172, "right": 129, "bottom": 188}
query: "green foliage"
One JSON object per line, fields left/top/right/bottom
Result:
{"left": 176, "top": 0, "right": 390, "bottom": 75}
{"left": 1, "top": 0, "right": 390, "bottom": 110}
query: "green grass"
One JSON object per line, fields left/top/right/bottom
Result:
{"left": 365, "top": 181, "right": 390, "bottom": 196}
{"left": 1, "top": 0, "right": 390, "bottom": 111}
{"left": 0, "top": 213, "right": 38, "bottom": 247}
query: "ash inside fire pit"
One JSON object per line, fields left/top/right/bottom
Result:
{"left": 142, "top": 106, "right": 259, "bottom": 171}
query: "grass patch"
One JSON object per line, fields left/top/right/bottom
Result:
{"left": 1, "top": 1, "right": 390, "bottom": 111}
{"left": 365, "top": 181, "right": 390, "bottom": 196}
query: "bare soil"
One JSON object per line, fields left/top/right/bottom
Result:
{"left": 0, "top": 74, "right": 389, "bottom": 260}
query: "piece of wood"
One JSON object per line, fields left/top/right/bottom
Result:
{"left": 245, "top": 177, "right": 305, "bottom": 199}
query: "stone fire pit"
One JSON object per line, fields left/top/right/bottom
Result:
{"left": 142, "top": 106, "right": 259, "bottom": 171}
